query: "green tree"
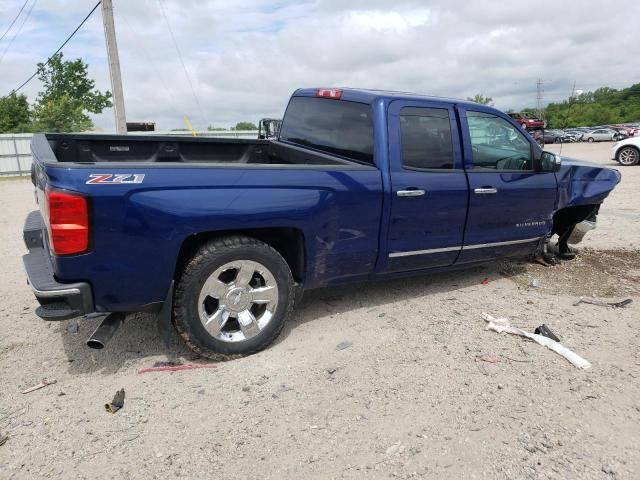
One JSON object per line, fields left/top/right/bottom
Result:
{"left": 0, "top": 92, "right": 31, "bottom": 132}
{"left": 233, "top": 121, "right": 257, "bottom": 131}
{"left": 32, "top": 53, "right": 112, "bottom": 132}
{"left": 540, "top": 82, "right": 640, "bottom": 128}
{"left": 467, "top": 94, "right": 494, "bottom": 106}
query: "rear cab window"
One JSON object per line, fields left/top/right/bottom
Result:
{"left": 279, "top": 96, "right": 374, "bottom": 165}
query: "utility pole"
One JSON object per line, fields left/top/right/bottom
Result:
{"left": 101, "top": 0, "right": 127, "bottom": 134}
{"left": 536, "top": 78, "right": 544, "bottom": 121}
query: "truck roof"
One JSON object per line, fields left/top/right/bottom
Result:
{"left": 293, "top": 87, "right": 480, "bottom": 109}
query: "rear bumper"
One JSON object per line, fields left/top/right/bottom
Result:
{"left": 22, "top": 211, "right": 94, "bottom": 320}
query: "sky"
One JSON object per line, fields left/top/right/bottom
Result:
{"left": 0, "top": 0, "right": 639, "bottom": 131}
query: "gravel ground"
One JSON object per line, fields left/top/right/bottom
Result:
{"left": 0, "top": 142, "right": 638, "bottom": 479}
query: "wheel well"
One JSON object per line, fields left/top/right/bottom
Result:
{"left": 552, "top": 204, "right": 599, "bottom": 236}
{"left": 617, "top": 144, "right": 639, "bottom": 156}
{"left": 175, "top": 228, "right": 305, "bottom": 284}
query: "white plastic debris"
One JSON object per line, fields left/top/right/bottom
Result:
{"left": 482, "top": 313, "right": 591, "bottom": 370}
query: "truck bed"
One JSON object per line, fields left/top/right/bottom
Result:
{"left": 39, "top": 134, "right": 353, "bottom": 166}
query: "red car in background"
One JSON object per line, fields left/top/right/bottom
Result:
{"left": 508, "top": 112, "right": 545, "bottom": 130}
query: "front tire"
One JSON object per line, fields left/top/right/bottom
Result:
{"left": 617, "top": 146, "right": 640, "bottom": 166}
{"left": 173, "top": 236, "right": 295, "bottom": 360}
{"left": 587, "top": 137, "right": 595, "bottom": 143}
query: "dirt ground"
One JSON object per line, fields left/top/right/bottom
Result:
{"left": 1, "top": 142, "right": 638, "bottom": 479}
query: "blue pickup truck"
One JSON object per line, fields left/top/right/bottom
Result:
{"left": 23, "top": 88, "right": 621, "bottom": 359}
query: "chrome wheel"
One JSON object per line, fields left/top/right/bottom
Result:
{"left": 618, "top": 147, "right": 639, "bottom": 166}
{"left": 197, "top": 260, "right": 278, "bottom": 343}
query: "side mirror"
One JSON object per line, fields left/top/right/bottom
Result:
{"left": 540, "top": 151, "right": 561, "bottom": 172}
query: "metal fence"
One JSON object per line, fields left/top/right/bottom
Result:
{"left": 0, "top": 131, "right": 260, "bottom": 176}
{"left": 0, "top": 134, "right": 33, "bottom": 176}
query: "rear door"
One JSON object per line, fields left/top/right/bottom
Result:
{"left": 456, "top": 107, "right": 557, "bottom": 263}
{"left": 383, "top": 100, "right": 468, "bottom": 273}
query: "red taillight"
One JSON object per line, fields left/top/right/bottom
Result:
{"left": 46, "top": 190, "right": 89, "bottom": 255}
{"left": 315, "top": 88, "right": 342, "bottom": 99}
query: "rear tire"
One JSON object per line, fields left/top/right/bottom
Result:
{"left": 616, "top": 146, "right": 639, "bottom": 166}
{"left": 173, "top": 236, "right": 295, "bottom": 360}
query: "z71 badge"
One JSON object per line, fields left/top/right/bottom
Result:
{"left": 86, "top": 174, "right": 145, "bottom": 185}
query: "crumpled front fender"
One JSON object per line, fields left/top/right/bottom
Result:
{"left": 555, "top": 158, "right": 621, "bottom": 210}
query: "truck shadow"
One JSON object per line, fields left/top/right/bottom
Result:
{"left": 59, "top": 312, "right": 194, "bottom": 375}
{"left": 278, "top": 261, "right": 525, "bottom": 343}
{"left": 59, "top": 260, "right": 526, "bottom": 375}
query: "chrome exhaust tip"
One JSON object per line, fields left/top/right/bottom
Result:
{"left": 87, "top": 313, "right": 125, "bottom": 349}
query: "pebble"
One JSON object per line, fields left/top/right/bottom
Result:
{"left": 385, "top": 442, "right": 401, "bottom": 456}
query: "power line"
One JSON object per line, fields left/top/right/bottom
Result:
{"left": 0, "top": 0, "right": 37, "bottom": 65}
{"left": 6, "top": 1, "right": 102, "bottom": 96}
{"left": 155, "top": 0, "right": 204, "bottom": 118}
{"left": 0, "top": 0, "right": 30, "bottom": 44}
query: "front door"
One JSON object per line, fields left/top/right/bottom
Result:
{"left": 456, "top": 107, "right": 558, "bottom": 264}
{"left": 383, "top": 101, "right": 469, "bottom": 273}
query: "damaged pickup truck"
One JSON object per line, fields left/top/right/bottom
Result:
{"left": 23, "top": 88, "right": 621, "bottom": 359}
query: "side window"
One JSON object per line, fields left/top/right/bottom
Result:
{"left": 467, "top": 111, "right": 533, "bottom": 170}
{"left": 400, "top": 107, "right": 454, "bottom": 170}
{"left": 279, "top": 97, "right": 374, "bottom": 164}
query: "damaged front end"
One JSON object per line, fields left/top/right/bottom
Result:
{"left": 551, "top": 157, "right": 621, "bottom": 255}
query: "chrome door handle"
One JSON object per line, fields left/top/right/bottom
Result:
{"left": 397, "top": 189, "right": 426, "bottom": 197}
{"left": 474, "top": 187, "right": 498, "bottom": 195}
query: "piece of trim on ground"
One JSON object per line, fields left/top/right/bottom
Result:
{"left": 482, "top": 313, "right": 591, "bottom": 369}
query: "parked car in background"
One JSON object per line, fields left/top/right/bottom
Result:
{"left": 546, "top": 130, "right": 565, "bottom": 143}
{"left": 508, "top": 112, "right": 545, "bottom": 130}
{"left": 562, "top": 130, "right": 584, "bottom": 142}
{"left": 584, "top": 128, "right": 618, "bottom": 142}
{"left": 611, "top": 127, "right": 630, "bottom": 140}
{"left": 531, "top": 129, "right": 562, "bottom": 145}
{"left": 611, "top": 136, "right": 640, "bottom": 165}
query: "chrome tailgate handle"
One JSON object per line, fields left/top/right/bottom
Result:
{"left": 474, "top": 187, "right": 498, "bottom": 195}
{"left": 397, "top": 189, "right": 425, "bottom": 197}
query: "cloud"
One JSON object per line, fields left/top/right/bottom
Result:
{"left": 0, "top": 0, "right": 638, "bottom": 131}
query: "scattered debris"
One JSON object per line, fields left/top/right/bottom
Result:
{"left": 105, "top": 388, "right": 125, "bottom": 414}
{"left": 529, "top": 278, "right": 540, "bottom": 288}
{"left": 385, "top": 442, "right": 402, "bottom": 457}
{"left": 21, "top": 379, "right": 57, "bottom": 394}
{"left": 137, "top": 363, "right": 217, "bottom": 374}
{"left": 533, "top": 253, "right": 560, "bottom": 267}
{"left": 65, "top": 319, "right": 79, "bottom": 334}
{"left": 152, "top": 361, "right": 182, "bottom": 368}
{"left": 253, "top": 375, "right": 269, "bottom": 386}
{"left": 480, "top": 278, "right": 490, "bottom": 285}
{"left": 0, "top": 432, "right": 8, "bottom": 446}
{"left": 475, "top": 355, "right": 501, "bottom": 364}
{"left": 242, "top": 386, "right": 251, "bottom": 392}
{"left": 534, "top": 324, "right": 560, "bottom": 342}
{"left": 502, "top": 356, "right": 532, "bottom": 363}
{"left": 574, "top": 296, "right": 633, "bottom": 308}
{"left": 482, "top": 313, "right": 591, "bottom": 369}
{"left": 335, "top": 341, "right": 352, "bottom": 351}
{"left": 575, "top": 322, "right": 599, "bottom": 328}
{"left": 326, "top": 367, "right": 337, "bottom": 375}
